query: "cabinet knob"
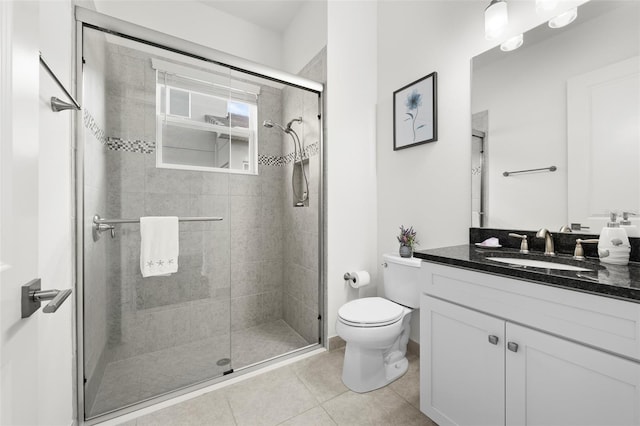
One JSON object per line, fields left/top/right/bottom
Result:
{"left": 488, "top": 335, "right": 499, "bottom": 345}
{"left": 507, "top": 341, "right": 519, "bottom": 352}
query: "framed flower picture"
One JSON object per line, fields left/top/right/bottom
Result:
{"left": 393, "top": 72, "right": 438, "bottom": 150}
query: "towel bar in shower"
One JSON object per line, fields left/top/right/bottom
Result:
{"left": 92, "top": 214, "right": 223, "bottom": 241}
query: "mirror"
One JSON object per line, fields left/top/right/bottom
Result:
{"left": 471, "top": 0, "right": 640, "bottom": 232}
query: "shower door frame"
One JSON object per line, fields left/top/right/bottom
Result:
{"left": 74, "top": 7, "right": 326, "bottom": 424}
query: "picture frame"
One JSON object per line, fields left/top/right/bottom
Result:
{"left": 393, "top": 72, "right": 438, "bottom": 150}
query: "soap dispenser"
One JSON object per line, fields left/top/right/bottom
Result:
{"left": 598, "top": 212, "right": 631, "bottom": 265}
{"left": 620, "top": 212, "right": 638, "bottom": 238}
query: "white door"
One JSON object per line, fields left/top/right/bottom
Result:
{"left": 506, "top": 322, "right": 640, "bottom": 425}
{"left": 1, "top": 1, "right": 74, "bottom": 424}
{"left": 0, "top": 2, "right": 44, "bottom": 424}
{"left": 420, "top": 295, "right": 505, "bottom": 426}
{"left": 567, "top": 56, "right": 640, "bottom": 230}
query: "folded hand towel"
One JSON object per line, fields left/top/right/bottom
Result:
{"left": 140, "top": 216, "right": 179, "bottom": 278}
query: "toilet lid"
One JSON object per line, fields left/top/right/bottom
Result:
{"left": 338, "top": 297, "right": 404, "bottom": 327}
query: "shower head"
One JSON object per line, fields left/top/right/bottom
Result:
{"left": 263, "top": 120, "right": 287, "bottom": 133}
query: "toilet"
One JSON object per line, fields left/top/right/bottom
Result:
{"left": 336, "top": 254, "right": 422, "bottom": 393}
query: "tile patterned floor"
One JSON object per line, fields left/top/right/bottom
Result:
{"left": 114, "top": 349, "right": 436, "bottom": 426}
{"left": 91, "top": 320, "right": 310, "bottom": 417}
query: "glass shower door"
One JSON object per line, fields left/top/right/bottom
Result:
{"left": 79, "top": 16, "right": 324, "bottom": 420}
{"left": 81, "top": 26, "right": 233, "bottom": 418}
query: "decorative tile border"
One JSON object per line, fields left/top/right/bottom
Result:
{"left": 83, "top": 109, "right": 107, "bottom": 145}
{"left": 258, "top": 154, "right": 285, "bottom": 167}
{"left": 259, "top": 141, "right": 320, "bottom": 167}
{"left": 106, "top": 137, "right": 156, "bottom": 154}
{"left": 85, "top": 109, "right": 319, "bottom": 164}
{"left": 84, "top": 109, "right": 156, "bottom": 154}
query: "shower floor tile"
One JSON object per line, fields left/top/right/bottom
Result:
{"left": 89, "top": 319, "right": 310, "bottom": 417}
{"left": 232, "top": 319, "right": 310, "bottom": 368}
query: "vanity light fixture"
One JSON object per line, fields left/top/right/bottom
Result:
{"left": 535, "top": 0, "right": 558, "bottom": 14}
{"left": 548, "top": 7, "right": 578, "bottom": 28}
{"left": 485, "top": 0, "right": 509, "bottom": 40}
{"left": 501, "top": 33, "right": 524, "bottom": 52}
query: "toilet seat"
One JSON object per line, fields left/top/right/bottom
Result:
{"left": 338, "top": 297, "right": 404, "bottom": 327}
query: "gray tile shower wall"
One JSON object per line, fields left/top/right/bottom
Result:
{"left": 96, "top": 41, "right": 301, "bottom": 364}
{"left": 282, "top": 48, "right": 325, "bottom": 344}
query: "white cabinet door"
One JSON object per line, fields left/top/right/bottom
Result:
{"left": 506, "top": 322, "right": 640, "bottom": 426}
{"left": 421, "top": 295, "right": 505, "bottom": 426}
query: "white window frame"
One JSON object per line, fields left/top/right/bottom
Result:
{"left": 153, "top": 59, "right": 260, "bottom": 175}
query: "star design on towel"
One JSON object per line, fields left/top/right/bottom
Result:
{"left": 168, "top": 259, "right": 174, "bottom": 264}
{"left": 147, "top": 261, "right": 154, "bottom": 267}
{"left": 157, "top": 260, "right": 164, "bottom": 266}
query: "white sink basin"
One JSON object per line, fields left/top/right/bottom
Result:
{"left": 487, "top": 257, "right": 593, "bottom": 272}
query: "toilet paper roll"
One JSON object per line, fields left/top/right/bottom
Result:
{"left": 349, "top": 270, "right": 370, "bottom": 289}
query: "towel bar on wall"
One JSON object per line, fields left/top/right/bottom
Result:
{"left": 39, "top": 52, "right": 81, "bottom": 112}
{"left": 503, "top": 165, "right": 557, "bottom": 177}
{"left": 92, "top": 214, "right": 224, "bottom": 241}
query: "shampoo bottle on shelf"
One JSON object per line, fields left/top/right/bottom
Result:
{"left": 620, "top": 211, "right": 639, "bottom": 238}
{"left": 598, "top": 212, "right": 630, "bottom": 266}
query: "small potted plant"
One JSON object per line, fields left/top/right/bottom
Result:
{"left": 397, "top": 225, "right": 418, "bottom": 258}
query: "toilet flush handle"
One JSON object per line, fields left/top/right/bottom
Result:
{"left": 382, "top": 262, "right": 388, "bottom": 268}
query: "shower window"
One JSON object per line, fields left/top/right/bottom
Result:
{"left": 154, "top": 59, "right": 259, "bottom": 174}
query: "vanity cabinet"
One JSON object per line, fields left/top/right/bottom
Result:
{"left": 420, "top": 263, "right": 640, "bottom": 426}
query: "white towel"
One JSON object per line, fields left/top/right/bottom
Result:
{"left": 140, "top": 216, "right": 179, "bottom": 278}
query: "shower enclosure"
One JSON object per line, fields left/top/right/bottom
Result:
{"left": 76, "top": 9, "right": 324, "bottom": 421}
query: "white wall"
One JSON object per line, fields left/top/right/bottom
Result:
{"left": 282, "top": 0, "right": 327, "bottom": 74}
{"left": 326, "top": 1, "right": 378, "bottom": 338}
{"left": 90, "top": 0, "right": 284, "bottom": 70}
{"left": 376, "top": 0, "right": 584, "bottom": 343}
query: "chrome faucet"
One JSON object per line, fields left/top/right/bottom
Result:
{"left": 536, "top": 228, "right": 556, "bottom": 256}
{"left": 508, "top": 233, "right": 529, "bottom": 254}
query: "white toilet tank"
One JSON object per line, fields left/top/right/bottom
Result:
{"left": 382, "top": 254, "right": 423, "bottom": 308}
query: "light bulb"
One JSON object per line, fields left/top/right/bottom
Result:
{"left": 485, "top": 0, "right": 509, "bottom": 40}
{"left": 500, "top": 33, "right": 523, "bottom": 52}
{"left": 548, "top": 7, "right": 577, "bottom": 28}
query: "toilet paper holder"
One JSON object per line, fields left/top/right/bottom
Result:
{"left": 343, "top": 271, "right": 371, "bottom": 289}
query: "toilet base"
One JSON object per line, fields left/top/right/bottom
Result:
{"left": 341, "top": 345, "right": 409, "bottom": 393}
{"left": 340, "top": 314, "right": 413, "bottom": 393}
{"left": 384, "top": 351, "right": 409, "bottom": 383}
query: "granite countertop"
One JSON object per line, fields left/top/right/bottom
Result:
{"left": 413, "top": 245, "right": 640, "bottom": 304}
